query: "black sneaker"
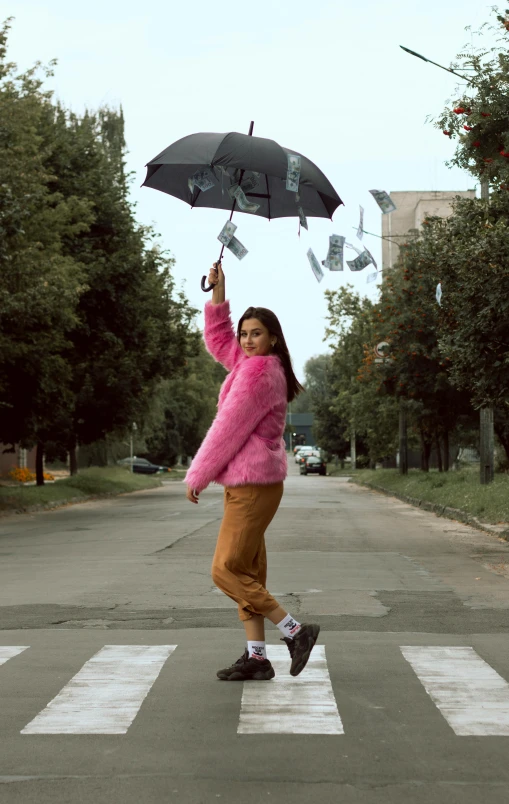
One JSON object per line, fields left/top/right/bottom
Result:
{"left": 217, "top": 649, "right": 275, "bottom": 681}
{"left": 281, "top": 623, "right": 320, "bottom": 676}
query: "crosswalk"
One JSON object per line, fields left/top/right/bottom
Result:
{"left": 2, "top": 642, "right": 509, "bottom": 737}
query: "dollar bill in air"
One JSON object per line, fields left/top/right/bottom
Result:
{"left": 286, "top": 154, "right": 301, "bottom": 192}
{"left": 364, "top": 246, "right": 377, "bottom": 270}
{"left": 217, "top": 220, "right": 237, "bottom": 246}
{"left": 227, "top": 235, "right": 248, "bottom": 260}
{"left": 357, "top": 205, "right": 364, "bottom": 239}
{"left": 240, "top": 172, "right": 261, "bottom": 193}
{"left": 307, "top": 248, "right": 324, "bottom": 282}
{"left": 297, "top": 207, "right": 308, "bottom": 231}
{"left": 366, "top": 272, "right": 378, "bottom": 283}
{"left": 347, "top": 250, "right": 373, "bottom": 271}
{"left": 436, "top": 282, "right": 442, "bottom": 306}
{"left": 191, "top": 168, "right": 216, "bottom": 192}
{"left": 369, "top": 189, "right": 396, "bottom": 214}
{"left": 345, "top": 241, "right": 363, "bottom": 255}
{"left": 228, "top": 184, "right": 260, "bottom": 214}
{"left": 322, "top": 234, "right": 344, "bottom": 271}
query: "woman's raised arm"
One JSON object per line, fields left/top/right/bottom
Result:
{"left": 203, "top": 262, "right": 243, "bottom": 371}
{"left": 209, "top": 262, "right": 225, "bottom": 305}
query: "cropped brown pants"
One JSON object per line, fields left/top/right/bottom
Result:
{"left": 211, "top": 482, "right": 284, "bottom": 621}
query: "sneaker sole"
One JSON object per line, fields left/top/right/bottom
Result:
{"left": 218, "top": 667, "right": 275, "bottom": 681}
{"left": 290, "top": 624, "right": 320, "bottom": 677}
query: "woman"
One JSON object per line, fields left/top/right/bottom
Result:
{"left": 185, "top": 262, "right": 320, "bottom": 681}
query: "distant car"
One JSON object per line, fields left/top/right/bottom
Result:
{"left": 294, "top": 446, "right": 314, "bottom": 464}
{"left": 297, "top": 448, "right": 322, "bottom": 466}
{"left": 300, "top": 455, "right": 327, "bottom": 476}
{"left": 117, "top": 457, "right": 169, "bottom": 474}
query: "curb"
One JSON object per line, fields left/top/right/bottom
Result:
{"left": 350, "top": 479, "right": 509, "bottom": 541}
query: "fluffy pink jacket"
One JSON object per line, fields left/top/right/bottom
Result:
{"left": 184, "top": 300, "right": 288, "bottom": 493}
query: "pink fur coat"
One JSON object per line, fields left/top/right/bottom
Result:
{"left": 184, "top": 300, "right": 288, "bottom": 493}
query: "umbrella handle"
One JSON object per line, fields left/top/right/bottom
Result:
{"left": 201, "top": 276, "right": 214, "bottom": 292}
{"left": 200, "top": 259, "right": 222, "bottom": 293}
{"left": 200, "top": 253, "right": 224, "bottom": 292}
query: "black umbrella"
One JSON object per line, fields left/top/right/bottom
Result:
{"left": 143, "top": 122, "right": 343, "bottom": 291}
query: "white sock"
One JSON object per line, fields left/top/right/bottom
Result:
{"left": 247, "top": 641, "right": 267, "bottom": 661}
{"left": 276, "top": 614, "right": 302, "bottom": 639}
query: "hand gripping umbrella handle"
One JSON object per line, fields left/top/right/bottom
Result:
{"left": 201, "top": 257, "right": 223, "bottom": 293}
{"left": 201, "top": 246, "right": 225, "bottom": 292}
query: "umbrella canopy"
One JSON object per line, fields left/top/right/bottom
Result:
{"left": 143, "top": 131, "right": 343, "bottom": 220}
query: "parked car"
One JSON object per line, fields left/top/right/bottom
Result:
{"left": 294, "top": 446, "right": 314, "bottom": 464}
{"left": 117, "top": 457, "right": 170, "bottom": 475}
{"left": 300, "top": 455, "right": 327, "bottom": 476}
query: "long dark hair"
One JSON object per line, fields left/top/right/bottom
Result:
{"left": 237, "top": 307, "right": 304, "bottom": 402}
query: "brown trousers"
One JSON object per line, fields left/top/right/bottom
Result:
{"left": 211, "top": 482, "right": 284, "bottom": 621}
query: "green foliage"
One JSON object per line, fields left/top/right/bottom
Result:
{"left": 0, "top": 19, "right": 92, "bottom": 447}
{"left": 0, "top": 21, "right": 201, "bottom": 479}
{"left": 0, "top": 466, "right": 162, "bottom": 513}
{"left": 321, "top": 286, "right": 399, "bottom": 462}
{"left": 434, "top": 194, "right": 509, "bottom": 408}
{"left": 300, "top": 354, "right": 349, "bottom": 457}
{"left": 354, "top": 468, "right": 509, "bottom": 525}
{"left": 142, "top": 339, "right": 226, "bottom": 464}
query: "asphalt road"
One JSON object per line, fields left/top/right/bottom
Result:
{"left": 1, "top": 461, "right": 509, "bottom": 803}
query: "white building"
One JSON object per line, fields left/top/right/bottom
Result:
{"left": 381, "top": 190, "right": 476, "bottom": 272}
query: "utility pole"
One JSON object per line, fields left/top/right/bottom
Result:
{"left": 350, "top": 428, "right": 356, "bottom": 470}
{"left": 399, "top": 401, "right": 408, "bottom": 475}
{"left": 130, "top": 422, "right": 137, "bottom": 473}
{"left": 479, "top": 178, "right": 494, "bottom": 484}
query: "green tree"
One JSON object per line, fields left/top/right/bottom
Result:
{"left": 433, "top": 195, "right": 509, "bottom": 445}
{"left": 143, "top": 340, "right": 226, "bottom": 465}
{"left": 0, "top": 19, "right": 92, "bottom": 483}
{"left": 40, "top": 105, "right": 197, "bottom": 473}
{"left": 368, "top": 233, "right": 474, "bottom": 470}
{"left": 324, "top": 286, "right": 398, "bottom": 465}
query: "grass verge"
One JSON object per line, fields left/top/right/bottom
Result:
{"left": 351, "top": 467, "right": 509, "bottom": 525}
{"left": 0, "top": 467, "right": 164, "bottom": 514}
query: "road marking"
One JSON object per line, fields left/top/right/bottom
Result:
{"left": 0, "top": 647, "right": 29, "bottom": 666}
{"left": 238, "top": 645, "right": 343, "bottom": 735}
{"left": 400, "top": 646, "right": 509, "bottom": 736}
{"left": 21, "top": 645, "right": 177, "bottom": 735}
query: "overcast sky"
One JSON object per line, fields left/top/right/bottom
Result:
{"left": 7, "top": 0, "right": 493, "bottom": 380}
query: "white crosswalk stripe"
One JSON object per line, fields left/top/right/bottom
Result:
{"left": 238, "top": 645, "right": 343, "bottom": 735}
{"left": 400, "top": 646, "right": 509, "bottom": 736}
{"left": 2, "top": 642, "right": 509, "bottom": 738}
{"left": 21, "top": 645, "right": 177, "bottom": 735}
{"left": 0, "top": 646, "right": 29, "bottom": 665}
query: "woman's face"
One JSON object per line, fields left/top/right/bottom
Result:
{"left": 239, "top": 318, "right": 274, "bottom": 357}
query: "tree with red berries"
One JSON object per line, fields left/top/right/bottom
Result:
{"left": 434, "top": 9, "right": 509, "bottom": 189}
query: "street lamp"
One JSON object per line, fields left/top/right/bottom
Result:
{"left": 399, "top": 46, "right": 475, "bottom": 85}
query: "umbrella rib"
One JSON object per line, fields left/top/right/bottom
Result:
{"left": 265, "top": 174, "right": 271, "bottom": 221}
